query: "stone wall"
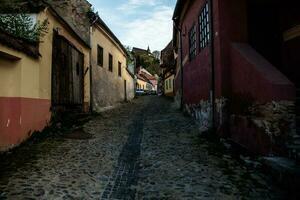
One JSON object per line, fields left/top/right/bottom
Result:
{"left": 185, "top": 100, "right": 213, "bottom": 132}
{"left": 184, "top": 97, "right": 228, "bottom": 133}
{"left": 230, "top": 101, "right": 296, "bottom": 155}
{"left": 92, "top": 69, "right": 135, "bottom": 111}
{"left": 46, "top": 0, "right": 91, "bottom": 45}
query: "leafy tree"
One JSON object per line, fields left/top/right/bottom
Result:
{"left": 135, "top": 52, "right": 160, "bottom": 75}
{"left": 0, "top": 13, "right": 48, "bottom": 42}
{"left": 152, "top": 50, "right": 161, "bottom": 60}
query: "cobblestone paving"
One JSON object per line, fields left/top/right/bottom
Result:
{"left": 136, "top": 97, "right": 286, "bottom": 200}
{"left": 0, "top": 97, "right": 287, "bottom": 199}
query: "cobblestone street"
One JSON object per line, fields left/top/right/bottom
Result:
{"left": 0, "top": 97, "right": 287, "bottom": 199}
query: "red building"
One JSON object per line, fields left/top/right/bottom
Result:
{"left": 173, "top": 0, "right": 299, "bottom": 158}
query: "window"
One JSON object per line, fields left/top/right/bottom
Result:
{"left": 166, "top": 80, "right": 168, "bottom": 90}
{"left": 97, "top": 45, "right": 103, "bottom": 66}
{"left": 189, "top": 25, "right": 197, "bottom": 60}
{"left": 109, "top": 54, "right": 113, "bottom": 72}
{"left": 199, "top": 3, "right": 210, "bottom": 50}
{"left": 118, "top": 62, "right": 122, "bottom": 77}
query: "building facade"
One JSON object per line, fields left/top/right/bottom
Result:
{"left": 0, "top": 2, "right": 91, "bottom": 151}
{"left": 136, "top": 67, "right": 157, "bottom": 92}
{"left": 160, "top": 41, "right": 175, "bottom": 97}
{"left": 173, "top": 0, "right": 298, "bottom": 158}
{"left": 90, "top": 16, "right": 135, "bottom": 110}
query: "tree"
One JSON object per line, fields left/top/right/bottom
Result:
{"left": 136, "top": 53, "right": 160, "bottom": 75}
{"left": 152, "top": 50, "right": 161, "bottom": 60}
{"left": 0, "top": 13, "right": 48, "bottom": 42}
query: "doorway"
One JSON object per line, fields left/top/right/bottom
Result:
{"left": 124, "top": 80, "right": 127, "bottom": 101}
{"left": 51, "top": 30, "right": 84, "bottom": 110}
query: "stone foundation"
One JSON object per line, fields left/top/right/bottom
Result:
{"left": 230, "top": 101, "right": 296, "bottom": 155}
{"left": 185, "top": 100, "right": 213, "bottom": 132}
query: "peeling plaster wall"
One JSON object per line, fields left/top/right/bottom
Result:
{"left": 185, "top": 100, "right": 213, "bottom": 132}
{"left": 230, "top": 101, "right": 296, "bottom": 155}
{"left": 46, "top": 0, "right": 91, "bottom": 45}
{"left": 91, "top": 25, "right": 134, "bottom": 111}
{"left": 184, "top": 97, "right": 228, "bottom": 133}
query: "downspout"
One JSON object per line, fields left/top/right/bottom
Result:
{"left": 179, "top": 29, "right": 184, "bottom": 110}
{"left": 89, "top": 18, "right": 98, "bottom": 113}
{"left": 208, "top": 0, "right": 216, "bottom": 131}
{"left": 89, "top": 30, "right": 93, "bottom": 113}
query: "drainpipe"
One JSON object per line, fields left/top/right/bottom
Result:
{"left": 89, "top": 46, "right": 93, "bottom": 113}
{"left": 208, "top": 0, "right": 216, "bottom": 131}
{"left": 179, "top": 30, "right": 184, "bottom": 110}
{"left": 89, "top": 18, "right": 98, "bottom": 113}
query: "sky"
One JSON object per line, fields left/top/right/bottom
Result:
{"left": 88, "top": 0, "right": 177, "bottom": 51}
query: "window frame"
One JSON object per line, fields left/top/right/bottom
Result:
{"left": 199, "top": 2, "right": 210, "bottom": 51}
{"left": 189, "top": 24, "right": 197, "bottom": 60}
{"left": 108, "top": 53, "right": 113, "bottom": 72}
{"left": 97, "top": 45, "right": 103, "bottom": 67}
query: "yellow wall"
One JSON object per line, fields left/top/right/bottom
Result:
{"left": 91, "top": 24, "right": 135, "bottom": 109}
{"left": 0, "top": 8, "right": 91, "bottom": 108}
{"left": 38, "top": 8, "right": 91, "bottom": 107}
{"left": 0, "top": 47, "right": 22, "bottom": 98}
{"left": 137, "top": 79, "right": 148, "bottom": 90}
{"left": 164, "top": 75, "right": 175, "bottom": 96}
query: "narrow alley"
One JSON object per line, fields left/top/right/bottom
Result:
{"left": 0, "top": 97, "right": 286, "bottom": 199}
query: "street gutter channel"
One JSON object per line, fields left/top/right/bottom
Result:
{"left": 101, "top": 112, "right": 144, "bottom": 200}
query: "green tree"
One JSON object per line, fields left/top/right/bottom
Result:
{"left": 0, "top": 13, "right": 48, "bottom": 42}
{"left": 136, "top": 53, "right": 160, "bottom": 75}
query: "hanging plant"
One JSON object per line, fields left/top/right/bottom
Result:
{"left": 0, "top": 13, "right": 49, "bottom": 43}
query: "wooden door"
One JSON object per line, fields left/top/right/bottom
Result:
{"left": 52, "top": 30, "right": 84, "bottom": 109}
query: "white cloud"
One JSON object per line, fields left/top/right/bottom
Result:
{"left": 94, "top": 1, "right": 174, "bottom": 51}
{"left": 118, "top": 0, "right": 159, "bottom": 11}
{"left": 120, "top": 6, "right": 174, "bottom": 51}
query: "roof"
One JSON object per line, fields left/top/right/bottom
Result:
{"left": 132, "top": 47, "right": 149, "bottom": 55}
{"left": 140, "top": 72, "right": 156, "bottom": 81}
{"left": 0, "top": 0, "right": 46, "bottom": 13}
{"left": 161, "top": 40, "right": 173, "bottom": 53}
{"left": 137, "top": 74, "right": 148, "bottom": 82}
{"left": 160, "top": 40, "right": 175, "bottom": 69}
{"left": 0, "top": 0, "right": 91, "bottom": 48}
{"left": 91, "top": 13, "right": 129, "bottom": 57}
{"left": 173, "top": 0, "right": 185, "bottom": 22}
{"left": 0, "top": 29, "right": 40, "bottom": 58}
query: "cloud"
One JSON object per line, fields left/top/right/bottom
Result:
{"left": 92, "top": 0, "right": 175, "bottom": 51}
{"left": 120, "top": 6, "right": 174, "bottom": 50}
{"left": 118, "top": 0, "right": 160, "bottom": 11}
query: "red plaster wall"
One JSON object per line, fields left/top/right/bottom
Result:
{"left": 0, "top": 97, "right": 51, "bottom": 150}
{"left": 214, "top": 0, "right": 248, "bottom": 98}
{"left": 179, "top": 0, "right": 212, "bottom": 104}
{"left": 230, "top": 43, "right": 295, "bottom": 102}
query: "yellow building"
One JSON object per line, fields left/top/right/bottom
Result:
{"left": 0, "top": 5, "right": 90, "bottom": 151}
{"left": 160, "top": 41, "right": 175, "bottom": 97}
{"left": 90, "top": 16, "right": 135, "bottom": 110}
{"left": 164, "top": 74, "right": 175, "bottom": 97}
{"left": 137, "top": 76, "right": 151, "bottom": 91}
